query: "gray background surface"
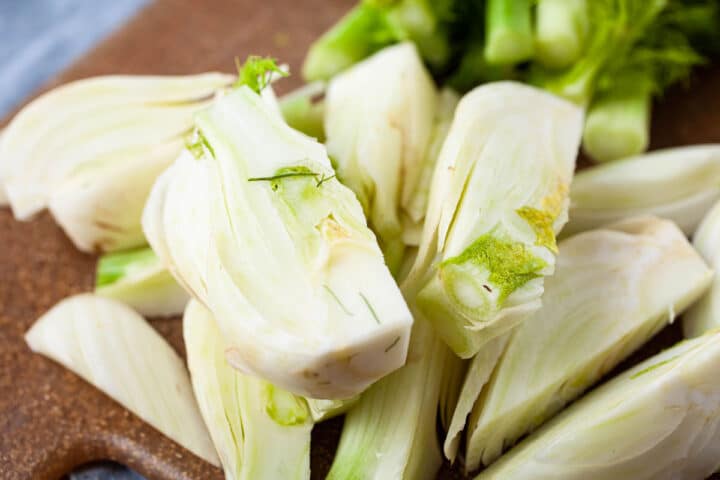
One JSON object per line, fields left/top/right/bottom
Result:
{"left": 0, "top": 0, "right": 148, "bottom": 117}
{"left": 2, "top": 2, "right": 151, "bottom": 478}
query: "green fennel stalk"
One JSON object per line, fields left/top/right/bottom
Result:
{"left": 535, "top": 0, "right": 588, "bottom": 69}
{"left": 303, "top": 0, "right": 455, "bottom": 81}
{"left": 484, "top": 0, "right": 534, "bottom": 65}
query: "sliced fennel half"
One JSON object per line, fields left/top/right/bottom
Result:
{"left": 184, "top": 300, "right": 312, "bottom": 480}
{"left": 24, "top": 294, "right": 218, "bottom": 466}
{"left": 0, "top": 73, "right": 232, "bottom": 252}
{"left": 478, "top": 330, "right": 720, "bottom": 480}
{"left": 142, "top": 84, "right": 412, "bottom": 399}
{"left": 95, "top": 246, "right": 189, "bottom": 317}
{"left": 464, "top": 216, "right": 712, "bottom": 470}
{"left": 565, "top": 144, "right": 720, "bottom": 237}
{"left": 410, "top": 81, "right": 583, "bottom": 358}
{"left": 325, "top": 42, "right": 438, "bottom": 271}
{"left": 684, "top": 199, "right": 720, "bottom": 338}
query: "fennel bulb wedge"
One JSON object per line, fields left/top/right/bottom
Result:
{"left": 324, "top": 43, "right": 438, "bottom": 271}
{"left": 464, "top": 216, "right": 712, "bottom": 470}
{"left": 410, "top": 81, "right": 583, "bottom": 358}
{"left": 565, "top": 144, "right": 720, "bottom": 237}
{"left": 684, "top": 199, "right": 720, "bottom": 338}
{"left": 25, "top": 294, "right": 218, "bottom": 466}
{"left": 184, "top": 300, "right": 312, "bottom": 480}
{"left": 0, "top": 73, "right": 232, "bottom": 252}
{"left": 477, "top": 330, "right": 720, "bottom": 480}
{"left": 142, "top": 84, "right": 412, "bottom": 399}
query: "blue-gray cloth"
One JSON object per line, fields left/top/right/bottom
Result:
{"left": 3, "top": 5, "right": 152, "bottom": 480}
{"left": 0, "top": 0, "right": 149, "bottom": 117}
{"left": 70, "top": 463, "right": 146, "bottom": 480}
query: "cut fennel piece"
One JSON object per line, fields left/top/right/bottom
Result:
{"left": 325, "top": 42, "right": 438, "bottom": 271}
{"left": 0, "top": 73, "right": 232, "bottom": 252}
{"left": 142, "top": 84, "right": 413, "bottom": 398}
{"left": 444, "top": 334, "right": 510, "bottom": 462}
{"left": 24, "top": 294, "right": 218, "bottom": 466}
{"left": 477, "top": 330, "right": 720, "bottom": 480}
{"left": 95, "top": 246, "right": 189, "bottom": 317}
{"left": 326, "top": 316, "right": 459, "bottom": 480}
{"left": 565, "top": 144, "right": 720, "bottom": 237}
{"left": 410, "top": 81, "right": 583, "bottom": 358}
{"left": 684, "top": 199, "right": 720, "bottom": 338}
{"left": 184, "top": 300, "right": 312, "bottom": 480}
{"left": 464, "top": 216, "right": 712, "bottom": 470}
{"left": 438, "top": 332, "right": 467, "bottom": 433}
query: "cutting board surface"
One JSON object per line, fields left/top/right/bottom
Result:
{"left": 1, "top": 1, "right": 720, "bottom": 479}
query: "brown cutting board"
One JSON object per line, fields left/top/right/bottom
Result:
{"left": 1, "top": 0, "right": 720, "bottom": 479}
